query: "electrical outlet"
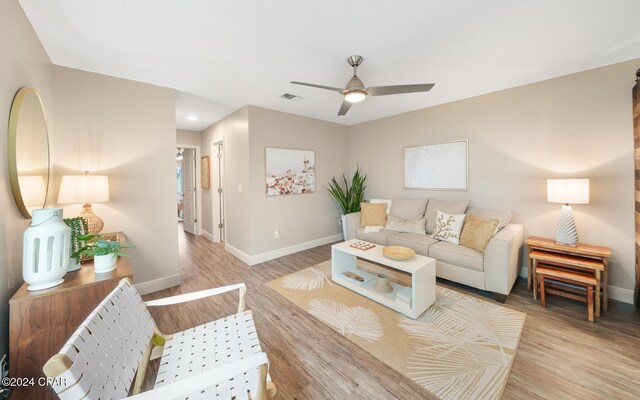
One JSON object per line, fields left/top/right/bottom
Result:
{"left": 274, "top": 229, "right": 280, "bottom": 239}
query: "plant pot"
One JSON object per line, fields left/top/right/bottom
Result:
{"left": 94, "top": 254, "right": 117, "bottom": 274}
{"left": 341, "top": 214, "right": 347, "bottom": 240}
{"left": 67, "top": 257, "right": 81, "bottom": 272}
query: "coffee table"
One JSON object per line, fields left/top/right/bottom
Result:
{"left": 331, "top": 239, "right": 436, "bottom": 319}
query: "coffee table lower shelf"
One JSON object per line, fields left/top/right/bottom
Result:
{"left": 331, "top": 240, "right": 436, "bottom": 319}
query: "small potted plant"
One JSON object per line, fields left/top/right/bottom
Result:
{"left": 326, "top": 166, "right": 367, "bottom": 239}
{"left": 64, "top": 217, "right": 88, "bottom": 272}
{"left": 73, "top": 234, "right": 135, "bottom": 273}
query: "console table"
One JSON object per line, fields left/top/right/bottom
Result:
{"left": 9, "top": 232, "right": 132, "bottom": 400}
{"left": 525, "top": 236, "right": 611, "bottom": 315}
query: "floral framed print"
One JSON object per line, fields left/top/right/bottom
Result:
{"left": 265, "top": 147, "right": 315, "bottom": 196}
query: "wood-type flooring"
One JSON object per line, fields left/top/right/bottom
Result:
{"left": 142, "top": 227, "right": 640, "bottom": 399}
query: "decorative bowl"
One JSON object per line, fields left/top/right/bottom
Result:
{"left": 382, "top": 246, "right": 415, "bottom": 261}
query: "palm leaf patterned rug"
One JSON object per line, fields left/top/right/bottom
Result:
{"left": 267, "top": 260, "right": 526, "bottom": 400}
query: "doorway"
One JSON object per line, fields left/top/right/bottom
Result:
{"left": 176, "top": 144, "right": 202, "bottom": 236}
{"left": 212, "top": 140, "right": 225, "bottom": 242}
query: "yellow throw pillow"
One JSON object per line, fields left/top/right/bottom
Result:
{"left": 360, "top": 203, "right": 388, "bottom": 228}
{"left": 459, "top": 215, "right": 500, "bottom": 253}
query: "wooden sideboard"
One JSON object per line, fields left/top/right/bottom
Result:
{"left": 8, "top": 232, "right": 132, "bottom": 400}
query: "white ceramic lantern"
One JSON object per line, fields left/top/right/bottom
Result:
{"left": 23, "top": 208, "right": 70, "bottom": 291}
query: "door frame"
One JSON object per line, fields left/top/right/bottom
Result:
{"left": 177, "top": 143, "right": 202, "bottom": 236}
{"left": 211, "top": 139, "right": 225, "bottom": 243}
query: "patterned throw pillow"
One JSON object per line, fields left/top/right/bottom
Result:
{"left": 385, "top": 215, "right": 426, "bottom": 235}
{"left": 431, "top": 210, "right": 466, "bottom": 244}
{"left": 360, "top": 202, "right": 388, "bottom": 228}
{"left": 459, "top": 215, "right": 500, "bottom": 253}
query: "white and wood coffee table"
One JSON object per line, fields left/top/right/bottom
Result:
{"left": 331, "top": 239, "right": 436, "bottom": 319}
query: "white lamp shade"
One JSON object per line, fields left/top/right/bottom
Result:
{"left": 18, "top": 175, "right": 46, "bottom": 206}
{"left": 547, "top": 179, "right": 589, "bottom": 204}
{"left": 57, "top": 175, "right": 110, "bottom": 204}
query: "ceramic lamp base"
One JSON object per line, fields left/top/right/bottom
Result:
{"left": 81, "top": 203, "right": 104, "bottom": 234}
{"left": 554, "top": 204, "right": 578, "bottom": 246}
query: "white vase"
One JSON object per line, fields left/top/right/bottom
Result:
{"left": 94, "top": 254, "right": 117, "bottom": 273}
{"left": 373, "top": 273, "right": 393, "bottom": 293}
{"left": 23, "top": 208, "right": 70, "bottom": 291}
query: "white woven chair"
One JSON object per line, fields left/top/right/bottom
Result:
{"left": 43, "top": 278, "right": 277, "bottom": 400}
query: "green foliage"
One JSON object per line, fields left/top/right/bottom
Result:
{"left": 64, "top": 217, "right": 89, "bottom": 264}
{"left": 326, "top": 166, "right": 367, "bottom": 214}
{"left": 72, "top": 234, "right": 136, "bottom": 260}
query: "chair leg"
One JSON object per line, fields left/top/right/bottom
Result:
{"left": 539, "top": 275, "right": 546, "bottom": 307}
{"left": 587, "top": 285, "right": 594, "bottom": 322}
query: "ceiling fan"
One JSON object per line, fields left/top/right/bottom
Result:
{"left": 291, "top": 55, "right": 435, "bottom": 116}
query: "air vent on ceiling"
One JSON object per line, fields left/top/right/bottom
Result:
{"left": 280, "top": 93, "right": 301, "bottom": 101}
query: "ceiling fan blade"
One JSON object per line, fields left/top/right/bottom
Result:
{"left": 337, "top": 100, "right": 353, "bottom": 116}
{"left": 367, "top": 83, "right": 435, "bottom": 96}
{"left": 291, "top": 81, "right": 345, "bottom": 93}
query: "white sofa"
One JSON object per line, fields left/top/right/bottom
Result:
{"left": 344, "top": 198, "right": 524, "bottom": 301}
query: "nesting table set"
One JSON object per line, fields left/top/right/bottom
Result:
{"left": 525, "top": 236, "right": 611, "bottom": 321}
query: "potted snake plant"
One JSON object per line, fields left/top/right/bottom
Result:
{"left": 326, "top": 166, "right": 367, "bottom": 240}
{"left": 73, "top": 234, "right": 135, "bottom": 273}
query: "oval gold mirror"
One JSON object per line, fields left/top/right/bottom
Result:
{"left": 7, "top": 88, "right": 50, "bottom": 218}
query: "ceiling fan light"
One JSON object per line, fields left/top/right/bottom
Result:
{"left": 345, "top": 91, "right": 366, "bottom": 103}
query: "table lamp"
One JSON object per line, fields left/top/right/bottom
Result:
{"left": 57, "top": 172, "right": 110, "bottom": 234}
{"left": 547, "top": 179, "right": 589, "bottom": 246}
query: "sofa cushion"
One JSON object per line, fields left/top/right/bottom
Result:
{"left": 431, "top": 210, "right": 466, "bottom": 245}
{"left": 428, "top": 241, "right": 484, "bottom": 272}
{"left": 387, "top": 232, "right": 439, "bottom": 256}
{"left": 425, "top": 199, "right": 469, "bottom": 233}
{"left": 370, "top": 198, "right": 392, "bottom": 214}
{"left": 466, "top": 207, "right": 512, "bottom": 230}
{"left": 385, "top": 215, "right": 426, "bottom": 235}
{"left": 389, "top": 197, "right": 429, "bottom": 220}
{"left": 356, "top": 228, "right": 398, "bottom": 246}
{"left": 459, "top": 215, "right": 499, "bottom": 253}
{"left": 360, "top": 202, "right": 388, "bottom": 228}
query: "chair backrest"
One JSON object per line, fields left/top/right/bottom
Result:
{"left": 44, "top": 279, "right": 155, "bottom": 400}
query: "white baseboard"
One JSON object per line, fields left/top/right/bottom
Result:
{"left": 607, "top": 286, "right": 635, "bottom": 304}
{"left": 201, "top": 229, "right": 214, "bottom": 242}
{"left": 225, "top": 233, "right": 343, "bottom": 266}
{"left": 519, "top": 266, "right": 634, "bottom": 304}
{"left": 136, "top": 274, "right": 182, "bottom": 295}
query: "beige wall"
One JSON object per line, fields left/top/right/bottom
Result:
{"left": 0, "top": 0, "right": 54, "bottom": 355}
{"left": 200, "top": 107, "right": 251, "bottom": 252}
{"left": 349, "top": 60, "right": 637, "bottom": 291}
{"left": 177, "top": 129, "right": 201, "bottom": 147}
{"left": 51, "top": 66, "right": 179, "bottom": 284}
{"left": 248, "top": 106, "right": 348, "bottom": 254}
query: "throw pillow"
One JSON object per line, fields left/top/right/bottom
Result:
{"left": 425, "top": 200, "right": 469, "bottom": 233}
{"left": 385, "top": 214, "right": 426, "bottom": 235}
{"left": 466, "top": 207, "right": 512, "bottom": 231}
{"left": 389, "top": 197, "right": 429, "bottom": 220}
{"left": 360, "top": 202, "right": 388, "bottom": 228}
{"left": 370, "top": 198, "right": 392, "bottom": 214}
{"left": 431, "top": 210, "right": 465, "bottom": 245}
{"left": 459, "top": 215, "right": 500, "bottom": 253}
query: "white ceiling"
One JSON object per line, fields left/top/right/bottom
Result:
{"left": 19, "top": 0, "right": 640, "bottom": 130}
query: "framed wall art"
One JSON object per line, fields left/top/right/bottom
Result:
{"left": 404, "top": 139, "right": 468, "bottom": 191}
{"left": 265, "top": 147, "right": 315, "bottom": 196}
{"left": 201, "top": 155, "right": 210, "bottom": 190}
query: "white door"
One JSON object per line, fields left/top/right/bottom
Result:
{"left": 182, "top": 148, "right": 197, "bottom": 235}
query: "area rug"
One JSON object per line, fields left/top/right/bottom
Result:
{"left": 267, "top": 260, "right": 526, "bottom": 400}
